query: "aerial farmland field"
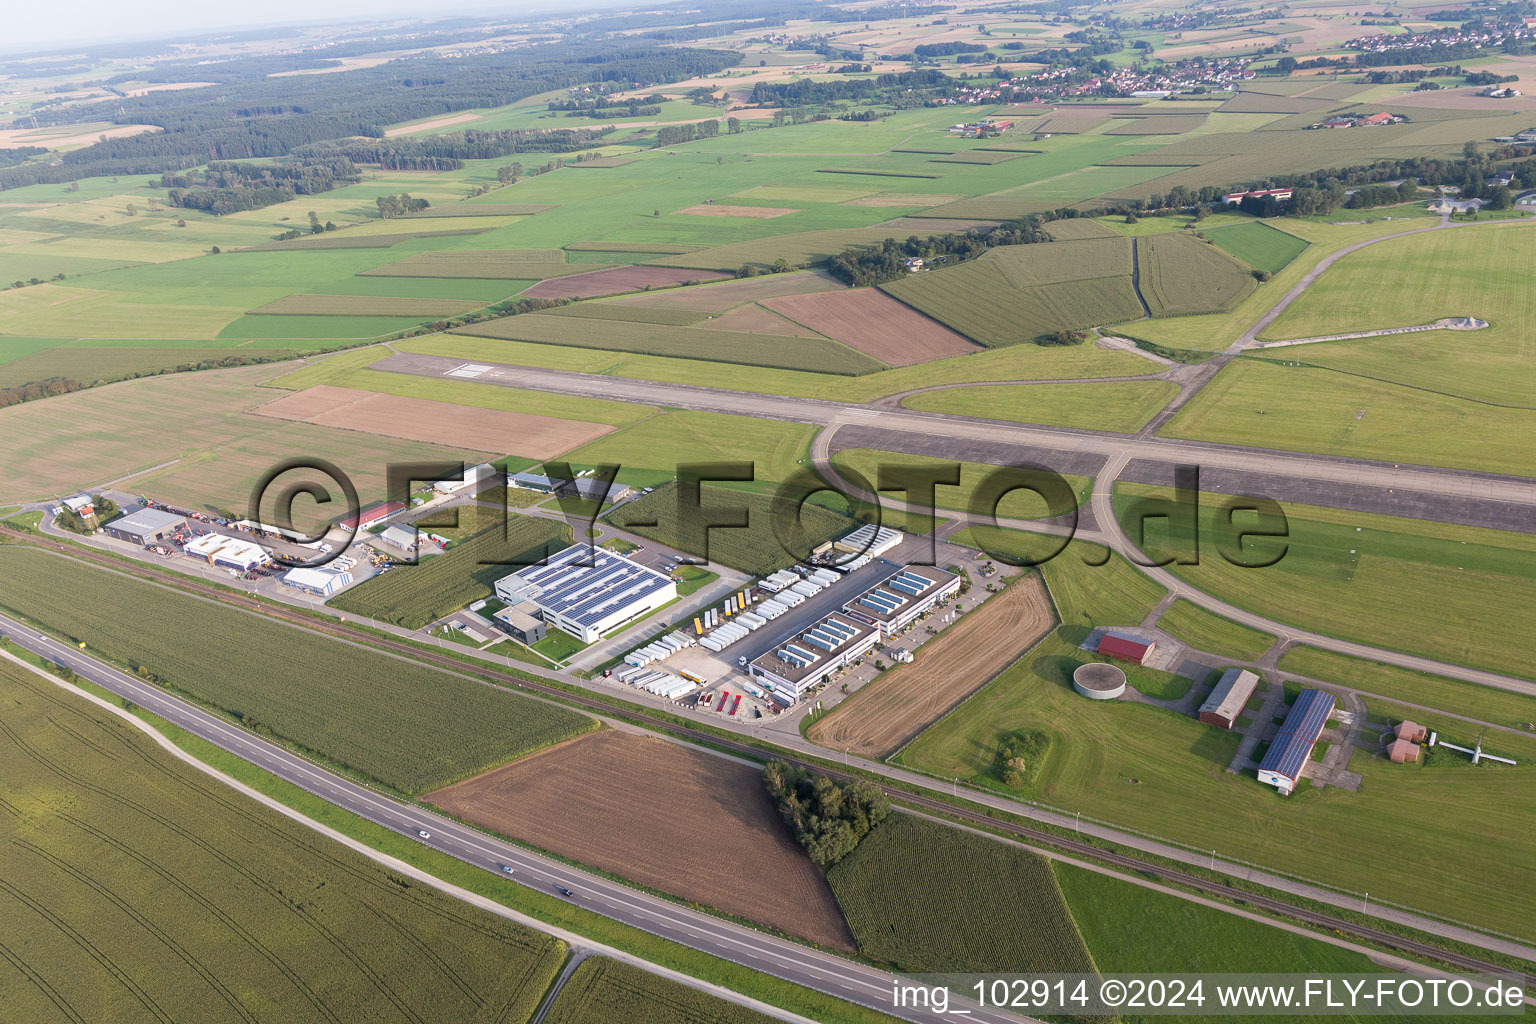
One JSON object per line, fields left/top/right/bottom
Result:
{"left": 807, "top": 574, "right": 1055, "bottom": 759}
{"left": 427, "top": 730, "right": 853, "bottom": 948}
{"left": 0, "top": 546, "right": 595, "bottom": 793}
{"left": 0, "top": 659, "right": 566, "bottom": 1024}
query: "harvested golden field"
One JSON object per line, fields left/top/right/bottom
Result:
{"left": 427, "top": 731, "right": 853, "bottom": 949}
{"left": 808, "top": 575, "right": 1055, "bottom": 759}
{"left": 252, "top": 384, "right": 613, "bottom": 457}
{"left": 764, "top": 289, "right": 979, "bottom": 365}
{"left": 704, "top": 302, "right": 825, "bottom": 337}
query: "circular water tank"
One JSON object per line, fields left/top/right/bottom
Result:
{"left": 1073, "top": 662, "right": 1126, "bottom": 700}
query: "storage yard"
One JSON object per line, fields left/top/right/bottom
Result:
{"left": 425, "top": 730, "right": 855, "bottom": 950}
{"left": 807, "top": 573, "right": 1054, "bottom": 759}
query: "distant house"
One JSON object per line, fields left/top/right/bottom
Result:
{"left": 1358, "top": 111, "right": 1393, "bottom": 126}
{"left": 61, "top": 493, "right": 95, "bottom": 518}
{"left": 1095, "top": 632, "right": 1154, "bottom": 665}
{"left": 1222, "top": 187, "right": 1292, "bottom": 205}
{"left": 1427, "top": 197, "right": 1484, "bottom": 214}
{"left": 1486, "top": 170, "right": 1515, "bottom": 187}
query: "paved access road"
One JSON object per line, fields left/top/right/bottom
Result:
{"left": 0, "top": 611, "right": 1037, "bottom": 1024}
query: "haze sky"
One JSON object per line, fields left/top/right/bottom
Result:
{"left": 5, "top": 1, "right": 593, "bottom": 53}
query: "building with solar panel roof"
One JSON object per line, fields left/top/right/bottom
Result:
{"left": 493, "top": 543, "right": 676, "bottom": 644}
{"left": 1257, "top": 688, "right": 1337, "bottom": 795}
{"left": 748, "top": 612, "right": 879, "bottom": 706}
{"left": 840, "top": 564, "right": 960, "bottom": 639}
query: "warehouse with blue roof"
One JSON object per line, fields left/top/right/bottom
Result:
{"left": 1257, "top": 688, "right": 1337, "bottom": 795}
{"left": 493, "top": 543, "right": 676, "bottom": 643}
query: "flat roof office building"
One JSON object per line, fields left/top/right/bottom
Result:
{"left": 840, "top": 564, "right": 960, "bottom": 639}
{"left": 494, "top": 544, "right": 675, "bottom": 644}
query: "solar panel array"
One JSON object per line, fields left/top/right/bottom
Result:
{"left": 1258, "top": 688, "right": 1337, "bottom": 782}
{"left": 507, "top": 544, "right": 674, "bottom": 629}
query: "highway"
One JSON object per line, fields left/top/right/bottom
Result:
{"left": 0, "top": 609, "right": 1043, "bottom": 1024}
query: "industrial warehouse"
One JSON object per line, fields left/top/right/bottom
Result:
{"left": 840, "top": 565, "right": 961, "bottom": 639}
{"left": 495, "top": 543, "right": 677, "bottom": 644}
{"left": 748, "top": 612, "right": 880, "bottom": 706}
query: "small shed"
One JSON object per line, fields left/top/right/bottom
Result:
{"left": 1395, "top": 720, "right": 1429, "bottom": 743}
{"left": 1199, "top": 668, "right": 1261, "bottom": 729}
{"left": 1388, "top": 739, "right": 1420, "bottom": 764}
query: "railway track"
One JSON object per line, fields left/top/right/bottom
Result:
{"left": 5, "top": 525, "right": 1529, "bottom": 985}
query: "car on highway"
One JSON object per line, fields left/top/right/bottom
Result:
{"left": 500, "top": 864, "right": 515, "bottom": 874}
{"left": 416, "top": 829, "right": 431, "bottom": 839}
{"left": 556, "top": 886, "right": 575, "bottom": 898}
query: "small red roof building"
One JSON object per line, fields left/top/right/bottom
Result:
{"left": 1096, "top": 633, "right": 1154, "bottom": 664}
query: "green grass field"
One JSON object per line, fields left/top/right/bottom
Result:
{"left": 1156, "top": 599, "right": 1274, "bottom": 661}
{"left": 1053, "top": 865, "right": 1494, "bottom": 1024}
{"left": 897, "top": 616, "right": 1536, "bottom": 939}
{"left": 1278, "top": 646, "right": 1536, "bottom": 733}
{"left": 607, "top": 481, "right": 854, "bottom": 575}
{"left": 0, "top": 546, "right": 594, "bottom": 793}
{"left": 881, "top": 239, "right": 1145, "bottom": 346}
{"left": 826, "top": 813, "right": 1096, "bottom": 974}
{"left": 1116, "top": 485, "right": 1536, "bottom": 682}
{"left": 1199, "top": 221, "right": 1310, "bottom": 274}
{"left": 330, "top": 512, "right": 569, "bottom": 629}
{"left": 559, "top": 410, "right": 816, "bottom": 492}
{"left": 0, "top": 658, "right": 566, "bottom": 1024}
{"left": 900, "top": 380, "right": 1179, "bottom": 433}
{"left": 544, "top": 958, "right": 782, "bottom": 1024}
{"left": 1136, "top": 232, "right": 1257, "bottom": 317}
{"left": 1164, "top": 357, "right": 1536, "bottom": 478}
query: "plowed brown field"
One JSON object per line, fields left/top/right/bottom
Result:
{"left": 425, "top": 731, "right": 854, "bottom": 949}
{"left": 764, "top": 289, "right": 979, "bottom": 365}
{"left": 807, "top": 575, "right": 1055, "bottom": 759}
{"left": 252, "top": 384, "right": 611, "bottom": 456}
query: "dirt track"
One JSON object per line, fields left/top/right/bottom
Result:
{"left": 426, "top": 731, "right": 854, "bottom": 950}
{"left": 807, "top": 575, "right": 1055, "bottom": 759}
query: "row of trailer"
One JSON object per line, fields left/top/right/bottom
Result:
{"left": 625, "top": 630, "right": 697, "bottom": 668}
{"left": 614, "top": 664, "right": 698, "bottom": 701}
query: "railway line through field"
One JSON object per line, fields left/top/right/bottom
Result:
{"left": 4, "top": 524, "right": 1532, "bottom": 984}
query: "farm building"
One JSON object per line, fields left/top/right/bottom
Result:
{"left": 281, "top": 566, "right": 352, "bottom": 597}
{"left": 494, "top": 543, "right": 675, "bottom": 643}
{"left": 833, "top": 523, "right": 903, "bottom": 560}
{"left": 557, "top": 477, "right": 632, "bottom": 504}
{"left": 1257, "top": 688, "right": 1337, "bottom": 795}
{"left": 1096, "top": 631, "right": 1154, "bottom": 664}
{"left": 840, "top": 564, "right": 960, "bottom": 639}
{"left": 1388, "top": 739, "right": 1421, "bottom": 764}
{"left": 101, "top": 508, "right": 187, "bottom": 546}
{"left": 749, "top": 612, "right": 879, "bottom": 706}
{"left": 338, "top": 500, "right": 404, "bottom": 531}
{"left": 508, "top": 472, "right": 558, "bottom": 492}
{"left": 1395, "top": 720, "right": 1429, "bottom": 743}
{"left": 1199, "top": 668, "right": 1261, "bottom": 729}
{"left": 378, "top": 525, "right": 418, "bottom": 552}
{"left": 433, "top": 463, "right": 500, "bottom": 495}
{"left": 1072, "top": 662, "right": 1126, "bottom": 700}
{"left": 493, "top": 602, "right": 548, "bottom": 645}
{"left": 184, "top": 533, "right": 270, "bottom": 571}
{"left": 61, "top": 493, "right": 95, "bottom": 518}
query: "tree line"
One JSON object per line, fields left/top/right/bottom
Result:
{"left": 764, "top": 760, "right": 889, "bottom": 868}
{"left": 162, "top": 157, "right": 361, "bottom": 215}
{"left": 1, "top": 43, "right": 736, "bottom": 190}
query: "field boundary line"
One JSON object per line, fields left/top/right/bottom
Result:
{"left": 0, "top": 646, "right": 824, "bottom": 1024}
